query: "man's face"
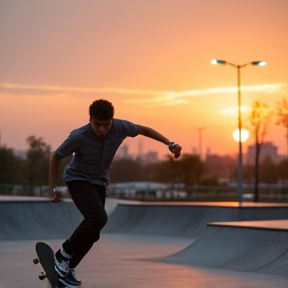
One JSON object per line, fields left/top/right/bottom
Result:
{"left": 90, "top": 116, "right": 113, "bottom": 139}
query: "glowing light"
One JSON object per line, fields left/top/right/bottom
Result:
{"left": 211, "top": 59, "right": 226, "bottom": 65}
{"left": 258, "top": 61, "right": 266, "bottom": 66}
{"left": 252, "top": 61, "right": 267, "bottom": 66}
{"left": 233, "top": 128, "right": 250, "bottom": 142}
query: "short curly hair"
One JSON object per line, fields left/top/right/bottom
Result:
{"left": 89, "top": 99, "right": 114, "bottom": 121}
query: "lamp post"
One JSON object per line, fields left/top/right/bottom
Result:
{"left": 211, "top": 59, "right": 266, "bottom": 205}
{"left": 194, "top": 127, "right": 205, "bottom": 160}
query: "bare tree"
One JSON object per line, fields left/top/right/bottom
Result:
{"left": 249, "top": 101, "right": 273, "bottom": 202}
{"left": 276, "top": 98, "right": 288, "bottom": 185}
{"left": 276, "top": 98, "right": 288, "bottom": 158}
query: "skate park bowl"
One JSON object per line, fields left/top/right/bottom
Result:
{"left": 103, "top": 201, "right": 288, "bottom": 238}
{"left": 103, "top": 201, "right": 288, "bottom": 276}
{"left": 1, "top": 196, "right": 288, "bottom": 279}
{"left": 0, "top": 197, "right": 82, "bottom": 240}
{"left": 159, "top": 220, "right": 288, "bottom": 276}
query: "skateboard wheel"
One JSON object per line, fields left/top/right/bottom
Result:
{"left": 39, "top": 272, "right": 46, "bottom": 280}
{"left": 33, "top": 258, "right": 39, "bottom": 264}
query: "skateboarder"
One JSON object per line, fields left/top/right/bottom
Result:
{"left": 49, "top": 99, "right": 182, "bottom": 287}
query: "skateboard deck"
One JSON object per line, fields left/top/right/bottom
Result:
{"left": 34, "top": 242, "right": 65, "bottom": 288}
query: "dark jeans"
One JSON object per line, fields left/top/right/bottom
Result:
{"left": 62, "top": 181, "right": 108, "bottom": 268}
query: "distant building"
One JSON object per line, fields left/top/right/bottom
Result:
{"left": 115, "top": 145, "right": 130, "bottom": 159}
{"left": 115, "top": 145, "right": 159, "bottom": 164}
{"left": 247, "top": 142, "right": 281, "bottom": 164}
{"left": 143, "top": 151, "right": 159, "bottom": 164}
{"left": 135, "top": 151, "right": 159, "bottom": 164}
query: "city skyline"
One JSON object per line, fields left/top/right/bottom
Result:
{"left": 4, "top": 139, "right": 286, "bottom": 166}
{"left": 115, "top": 140, "right": 286, "bottom": 163}
{"left": 1, "top": 0, "right": 287, "bottom": 157}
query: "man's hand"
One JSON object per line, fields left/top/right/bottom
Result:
{"left": 49, "top": 189, "right": 62, "bottom": 203}
{"left": 168, "top": 142, "right": 182, "bottom": 158}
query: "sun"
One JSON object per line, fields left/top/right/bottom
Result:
{"left": 233, "top": 128, "right": 250, "bottom": 142}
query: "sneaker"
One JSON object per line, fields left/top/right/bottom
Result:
{"left": 54, "top": 250, "right": 69, "bottom": 277}
{"left": 58, "top": 281, "right": 69, "bottom": 288}
{"left": 59, "top": 268, "right": 82, "bottom": 287}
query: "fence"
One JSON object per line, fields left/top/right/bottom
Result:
{"left": 0, "top": 183, "right": 49, "bottom": 197}
{"left": 1, "top": 183, "right": 288, "bottom": 202}
{"left": 107, "top": 184, "right": 288, "bottom": 202}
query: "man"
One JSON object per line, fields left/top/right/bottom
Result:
{"left": 49, "top": 99, "right": 182, "bottom": 287}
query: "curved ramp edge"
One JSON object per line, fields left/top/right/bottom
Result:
{"left": 160, "top": 224, "right": 288, "bottom": 276}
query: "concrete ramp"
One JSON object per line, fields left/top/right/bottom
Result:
{"left": 0, "top": 200, "right": 82, "bottom": 240}
{"left": 160, "top": 221, "right": 288, "bottom": 276}
{"left": 0, "top": 197, "right": 126, "bottom": 241}
{"left": 103, "top": 202, "right": 288, "bottom": 238}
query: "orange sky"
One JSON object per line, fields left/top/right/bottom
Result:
{"left": 0, "top": 0, "right": 287, "bottom": 158}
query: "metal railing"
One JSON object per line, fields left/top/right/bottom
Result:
{"left": 1, "top": 183, "right": 288, "bottom": 202}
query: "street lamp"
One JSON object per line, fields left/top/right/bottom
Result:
{"left": 211, "top": 59, "right": 266, "bottom": 205}
{"left": 193, "top": 127, "right": 205, "bottom": 160}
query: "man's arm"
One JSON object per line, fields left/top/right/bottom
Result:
{"left": 137, "top": 125, "right": 182, "bottom": 158}
{"left": 49, "top": 152, "right": 62, "bottom": 203}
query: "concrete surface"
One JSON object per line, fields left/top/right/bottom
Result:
{"left": 161, "top": 221, "right": 288, "bottom": 275}
{"left": 0, "top": 200, "right": 82, "bottom": 240}
{"left": 1, "top": 197, "right": 288, "bottom": 287}
{"left": 1, "top": 236, "right": 288, "bottom": 288}
{"left": 103, "top": 202, "right": 288, "bottom": 238}
{"left": 0, "top": 197, "right": 132, "bottom": 240}
{"left": 210, "top": 219, "right": 288, "bottom": 230}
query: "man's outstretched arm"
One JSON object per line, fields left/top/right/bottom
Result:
{"left": 137, "top": 125, "right": 182, "bottom": 158}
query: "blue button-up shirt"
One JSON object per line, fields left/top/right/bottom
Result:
{"left": 55, "top": 119, "right": 139, "bottom": 186}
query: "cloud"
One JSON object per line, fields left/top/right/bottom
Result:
{"left": 220, "top": 105, "right": 252, "bottom": 117}
{"left": 0, "top": 82, "right": 286, "bottom": 106}
{"left": 125, "top": 83, "right": 287, "bottom": 106}
{"left": 0, "top": 83, "right": 110, "bottom": 95}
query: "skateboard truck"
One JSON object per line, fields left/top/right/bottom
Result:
{"left": 33, "top": 258, "right": 48, "bottom": 280}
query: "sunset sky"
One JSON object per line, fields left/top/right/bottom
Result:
{"left": 1, "top": 0, "right": 287, "bottom": 159}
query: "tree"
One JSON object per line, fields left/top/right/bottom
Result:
{"left": 178, "top": 153, "right": 204, "bottom": 187}
{"left": 249, "top": 101, "right": 273, "bottom": 202}
{"left": 243, "top": 164, "right": 254, "bottom": 184}
{"left": 276, "top": 98, "right": 288, "bottom": 158}
{"left": 26, "top": 135, "right": 51, "bottom": 187}
{"left": 0, "top": 146, "right": 22, "bottom": 184}
{"left": 277, "top": 159, "right": 288, "bottom": 184}
{"left": 147, "top": 153, "right": 204, "bottom": 189}
{"left": 109, "top": 158, "right": 144, "bottom": 183}
{"left": 142, "top": 160, "right": 172, "bottom": 183}
{"left": 167, "top": 155, "right": 182, "bottom": 188}
{"left": 276, "top": 98, "right": 288, "bottom": 184}
{"left": 259, "top": 157, "right": 278, "bottom": 184}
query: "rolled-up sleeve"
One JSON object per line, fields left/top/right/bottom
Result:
{"left": 55, "top": 131, "right": 79, "bottom": 158}
{"left": 120, "top": 120, "right": 139, "bottom": 137}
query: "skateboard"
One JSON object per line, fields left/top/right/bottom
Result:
{"left": 33, "top": 242, "right": 68, "bottom": 288}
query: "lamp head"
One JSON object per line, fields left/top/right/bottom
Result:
{"left": 251, "top": 61, "right": 266, "bottom": 66}
{"left": 211, "top": 59, "right": 227, "bottom": 65}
